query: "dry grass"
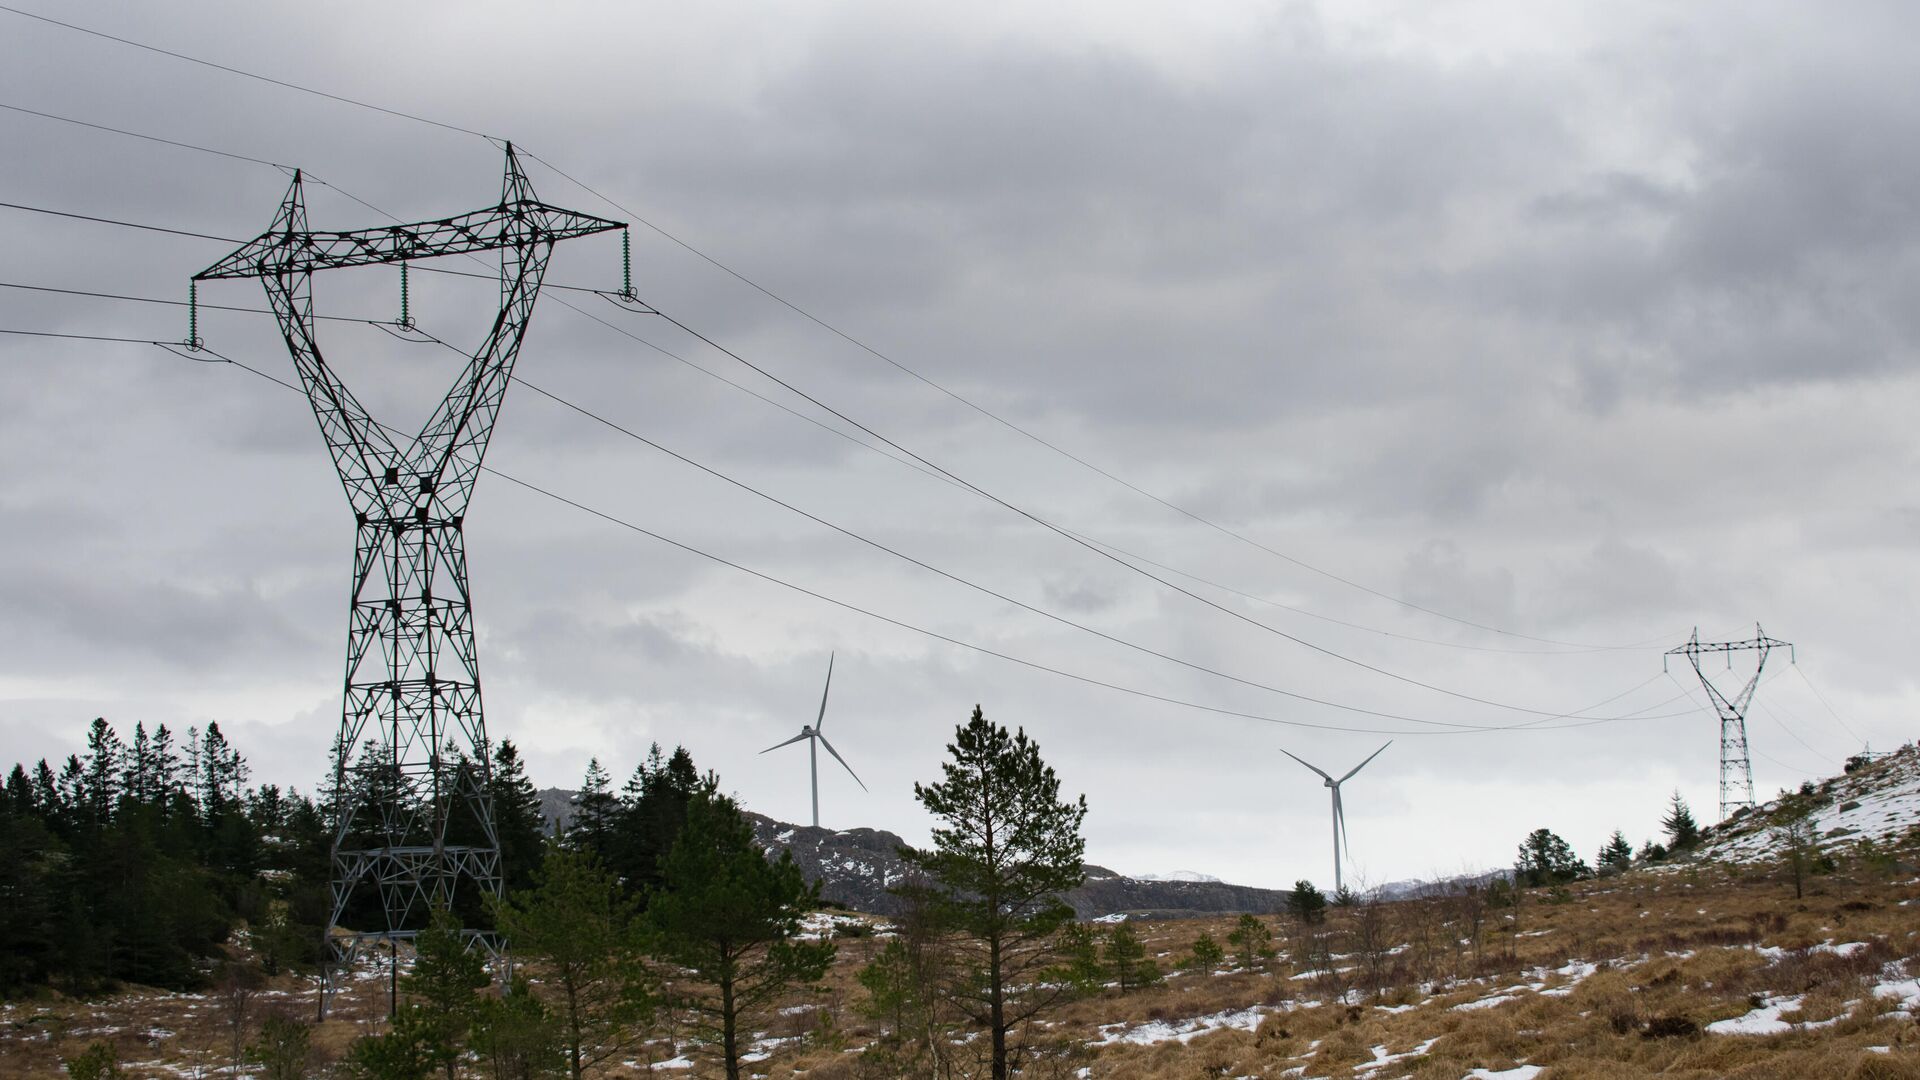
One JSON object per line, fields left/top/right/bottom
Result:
{"left": 5, "top": 835, "right": 1920, "bottom": 1077}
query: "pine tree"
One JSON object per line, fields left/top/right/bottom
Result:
{"left": 1184, "top": 929, "right": 1225, "bottom": 971}
{"left": 492, "top": 845, "right": 652, "bottom": 1080}
{"left": 470, "top": 975, "right": 564, "bottom": 1079}
{"left": 1597, "top": 830, "right": 1634, "bottom": 875}
{"left": 1227, "top": 912, "right": 1277, "bottom": 968}
{"left": 1102, "top": 923, "right": 1161, "bottom": 991}
{"left": 1662, "top": 792, "right": 1701, "bottom": 851}
{"left": 405, "top": 910, "right": 490, "bottom": 1080}
{"left": 645, "top": 790, "right": 833, "bottom": 1080}
{"left": 898, "top": 706, "right": 1088, "bottom": 1080}
{"left": 1052, "top": 922, "right": 1108, "bottom": 996}
{"left": 1515, "top": 828, "right": 1589, "bottom": 887}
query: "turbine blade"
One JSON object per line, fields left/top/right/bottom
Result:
{"left": 1339, "top": 740, "right": 1392, "bottom": 783}
{"left": 1279, "top": 747, "right": 1334, "bottom": 783}
{"left": 815, "top": 652, "right": 835, "bottom": 732}
{"left": 1336, "top": 789, "right": 1352, "bottom": 865}
{"left": 759, "top": 730, "right": 811, "bottom": 754}
{"left": 817, "top": 734, "right": 867, "bottom": 791}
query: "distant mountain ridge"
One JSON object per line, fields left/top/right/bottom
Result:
{"left": 535, "top": 787, "right": 1290, "bottom": 919}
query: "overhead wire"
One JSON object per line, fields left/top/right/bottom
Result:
{"left": 3, "top": 311, "right": 1691, "bottom": 739}
{"left": 0, "top": 2, "right": 1677, "bottom": 654}
{"left": 0, "top": 185, "right": 1699, "bottom": 722}
{"left": 0, "top": 91, "right": 1692, "bottom": 665}
{"left": 0, "top": 242, "right": 1702, "bottom": 728}
{"left": 0, "top": 191, "right": 1693, "bottom": 722}
{"left": 2, "top": 264, "right": 1678, "bottom": 730}
{"left": 1792, "top": 663, "right": 1868, "bottom": 746}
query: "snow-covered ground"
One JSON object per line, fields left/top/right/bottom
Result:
{"left": 1708, "top": 745, "right": 1920, "bottom": 864}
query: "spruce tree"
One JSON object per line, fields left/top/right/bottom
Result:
{"left": 566, "top": 759, "right": 618, "bottom": 863}
{"left": 1285, "top": 881, "right": 1327, "bottom": 925}
{"left": 489, "top": 740, "right": 548, "bottom": 891}
{"left": 898, "top": 706, "right": 1088, "bottom": 1080}
{"left": 1662, "top": 792, "right": 1701, "bottom": 851}
{"left": 1597, "top": 830, "right": 1634, "bottom": 874}
{"left": 645, "top": 790, "right": 832, "bottom": 1080}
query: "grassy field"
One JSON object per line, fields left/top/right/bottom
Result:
{"left": 7, "top": 769, "right": 1920, "bottom": 1077}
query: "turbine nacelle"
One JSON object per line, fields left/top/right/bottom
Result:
{"left": 1279, "top": 740, "right": 1391, "bottom": 894}
{"left": 760, "top": 652, "right": 864, "bottom": 828}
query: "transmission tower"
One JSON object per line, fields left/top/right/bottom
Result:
{"left": 1666, "top": 624, "right": 1793, "bottom": 821}
{"left": 195, "top": 146, "right": 623, "bottom": 1002}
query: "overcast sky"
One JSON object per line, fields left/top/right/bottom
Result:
{"left": 2, "top": 0, "right": 1915, "bottom": 890}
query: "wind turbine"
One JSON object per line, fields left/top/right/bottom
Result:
{"left": 760, "top": 653, "right": 865, "bottom": 827}
{"left": 1280, "top": 741, "right": 1391, "bottom": 894}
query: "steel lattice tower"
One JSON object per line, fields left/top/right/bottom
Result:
{"left": 1666, "top": 625, "right": 1793, "bottom": 821}
{"left": 195, "top": 147, "right": 622, "bottom": 993}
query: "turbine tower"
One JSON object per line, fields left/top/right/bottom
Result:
{"left": 1666, "top": 625, "right": 1793, "bottom": 821}
{"left": 761, "top": 653, "right": 865, "bottom": 827}
{"left": 1280, "top": 741, "right": 1390, "bottom": 894}
{"left": 194, "top": 146, "right": 623, "bottom": 1001}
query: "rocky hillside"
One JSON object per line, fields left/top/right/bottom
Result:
{"left": 1704, "top": 740, "right": 1920, "bottom": 863}
{"left": 535, "top": 788, "right": 1290, "bottom": 918}
{"left": 743, "top": 813, "right": 1293, "bottom": 919}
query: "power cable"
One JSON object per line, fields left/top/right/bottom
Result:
{"left": 0, "top": 3, "right": 1671, "bottom": 650}
{"left": 0, "top": 230, "right": 1698, "bottom": 726}
{"left": 0, "top": 5, "right": 493, "bottom": 141}
{"left": 7, "top": 319, "right": 1688, "bottom": 738}
{"left": 1792, "top": 664, "right": 1868, "bottom": 746}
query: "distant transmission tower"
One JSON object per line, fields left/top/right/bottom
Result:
{"left": 195, "top": 146, "right": 623, "bottom": 1002}
{"left": 1665, "top": 625, "right": 1793, "bottom": 821}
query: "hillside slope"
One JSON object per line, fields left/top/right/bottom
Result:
{"left": 1705, "top": 742, "right": 1920, "bottom": 864}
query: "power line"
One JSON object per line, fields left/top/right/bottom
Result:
{"left": 1792, "top": 663, "right": 1868, "bottom": 745}
{"left": 5, "top": 260, "right": 1701, "bottom": 726}
{"left": 0, "top": 199, "right": 237, "bottom": 243}
{"left": 0, "top": 99, "right": 292, "bottom": 170}
{"left": 0, "top": 5, "right": 493, "bottom": 141}
{"left": 10, "top": 319, "right": 1686, "bottom": 739}
{"left": 0, "top": 3, "right": 1670, "bottom": 651}
{"left": 0, "top": 180, "right": 1669, "bottom": 665}
{"left": 3, "top": 195, "right": 1674, "bottom": 720}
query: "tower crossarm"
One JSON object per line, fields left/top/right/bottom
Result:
{"left": 194, "top": 196, "right": 622, "bottom": 280}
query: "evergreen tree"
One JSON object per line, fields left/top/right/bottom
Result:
{"left": 1101, "top": 923, "right": 1161, "bottom": 991}
{"left": 492, "top": 845, "right": 652, "bottom": 1080}
{"left": 471, "top": 976, "right": 565, "bottom": 1079}
{"left": 1662, "top": 792, "right": 1701, "bottom": 851}
{"left": 1227, "top": 912, "right": 1277, "bottom": 968}
{"left": 1183, "top": 929, "right": 1225, "bottom": 971}
{"left": 565, "top": 759, "right": 618, "bottom": 862}
{"left": 1051, "top": 922, "right": 1108, "bottom": 996}
{"left": 490, "top": 740, "right": 549, "bottom": 892}
{"left": 611, "top": 744, "right": 703, "bottom": 895}
{"left": 857, "top": 938, "right": 926, "bottom": 1042}
{"left": 645, "top": 790, "right": 832, "bottom": 1080}
{"left": 897, "top": 706, "right": 1088, "bottom": 1080}
{"left": 1285, "top": 880, "right": 1327, "bottom": 925}
{"left": 80, "top": 718, "right": 123, "bottom": 829}
{"left": 1515, "top": 827, "right": 1589, "bottom": 887}
{"left": 407, "top": 910, "right": 490, "bottom": 1080}
{"left": 1597, "top": 830, "right": 1634, "bottom": 875}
